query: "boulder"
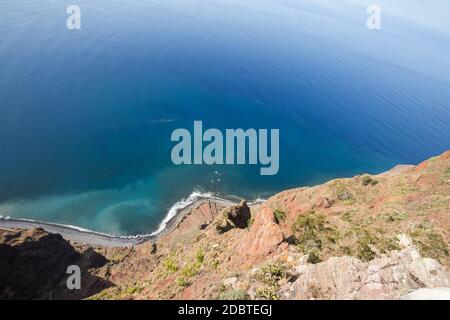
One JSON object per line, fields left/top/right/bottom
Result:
{"left": 216, "top": 200, "right": 251, "bottom": 232}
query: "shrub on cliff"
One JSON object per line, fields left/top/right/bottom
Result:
{"left": 273, "top": 209, "right": 286, "bottom": 225}
{"left": 163, "top": 255, "right": 178, "bottom": 273}
{"left": 256, "top": 286, "right": 279, "bottom": 300}
{"left": 255, "top": 263, "right": 286, "bottom": 286}
{"left": 291, "top": 211, "right": 340, "bottom": 262}
{"left": 411, "top": 224, "right": 449, "bottom": 263}
{"left": 362, "top": 175, "right": 379, "bottom": 186}
{"left": 196, "top": 249, "right": 205, "bottom": 263}
{"left": 218, "top": 290, "right": 250, "bottom": 300}
{"left": 176, "top": 276, "right": 191, "bottom": 287}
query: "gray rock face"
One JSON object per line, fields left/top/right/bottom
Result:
{"left": 282, "top": 235, "right": 450, "bottom": 300}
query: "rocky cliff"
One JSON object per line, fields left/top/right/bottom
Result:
{"left": 0, "top": 228, "right": 111, "bottom": 299}
{"left": 1, "top": 151, "right": 449, "bottom": 300}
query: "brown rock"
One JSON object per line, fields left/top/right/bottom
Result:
{"left": 217, "top": 200, "right": 251, "bottom": 232}
{"left": 241, "top": 204, "right": 284, "bottom": 261}
{"left": 315, "top": 197, "right": 331, "bottom": 209}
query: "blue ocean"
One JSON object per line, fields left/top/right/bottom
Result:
{"left": 0, "top": 0, "right": 449, "bottom": 234}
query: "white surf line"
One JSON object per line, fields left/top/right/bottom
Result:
{"left": 0, "top": 195, "right": 266, "bottom": 247}
{"left": 0, "top": 217, "right": 147, "bottom": 247}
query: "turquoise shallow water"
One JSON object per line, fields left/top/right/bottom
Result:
{"left": 0, "top": 0, "right": 449, "bottom": 234}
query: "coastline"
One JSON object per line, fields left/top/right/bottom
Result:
{"left": 0, "top": 196, "right": 244, "bottom": 247}
{"left": 1, "top": 151, "right": 449, "bottom": 300}
{"left": 0, "top": 162, "right": 425, "bottom": 248}
{"left": 1, "top": 159, "right": 436, "bottom": 249}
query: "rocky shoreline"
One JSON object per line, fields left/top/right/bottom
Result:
{"left": 0, "top": 197, "right": 240, "bottom": 247}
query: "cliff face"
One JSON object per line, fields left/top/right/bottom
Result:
{"left": 0, "top": 228, "right": 111, "bottom": 299}
{"left": 0, "top": 151, "right": 449, "bottom": 300}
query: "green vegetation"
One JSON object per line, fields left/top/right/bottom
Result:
{"left": 307, "top": 251, "right": 322, "bottom": 264}
{"left": 411, "top": 225, "right": 449, "bottom": 262}
{"left": 273, "top": 209, "right": 286, "bottom": 224}
{"left": 256, "top": 286, "right": 279, "bottom": 300}
{"left": 332, "top": 180, "right": 355, "bottom": 204}
{"left": 255, "top": 263, "right": 286, "bottom": 286}
{"left": 88, "top": 288, "right": 118, "bottom": 300}
{"left": 178, "top": 249, "right": 207, "bottom": 284}
{"left": 89, "top": 284, "right": 144, "bottom": 300}
{"left": 124, "top": 285, "right": 143, "bottom": 296}
{"left": 384, "top": 211, "right": 407, "bottom": 222}
{"left": 181, "top": 262, "right": 201, "bottom": 277}
{"left": 290, "top": 211, "right": 406, "bottom": 262}
{"left": 176, "top": 276, "right": 191, "bottom": 287}
{"left": 341, "top": 211, "right": 353, "bottom": 223}
{"left": 163, "top": 255, "right": 178, "bottom": 273}
{"left": 291, "top": 211, "right": 340, "bottom": 262}
{"left": 196, "top": 249, "right": 205, "bottom": 264}
{"left": 355, "top": 230, "right": 376, "bottom": 262}
{"left": 210, "top": 259, "right": 220, "bottom": 270}
{"left": 218, "top": 290, "right": 250, "bottom": 300}
{"left": 377, "top": 237, "right": 401, "bottom": 253}
{"left": 351, "top": 227, "right": 400, "bottom": 262}
{"left": 340, "top": 246, "right": 352, "bottom": 256}
{"left": 362, "top": 175, "right": 379, "bottom": 186}
{"left": 109, "top": 252, "right": 127, "bottom": 263}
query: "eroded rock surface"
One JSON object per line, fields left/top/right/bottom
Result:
{"left": 284, "top": 236, "right": 450, "bottom": 300}
{"left": 241, "top": 204, "right": 284, "bottom": 261}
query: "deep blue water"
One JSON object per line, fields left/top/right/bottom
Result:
{"left": 0, "top": 0, "right": 449, "bottom": 234}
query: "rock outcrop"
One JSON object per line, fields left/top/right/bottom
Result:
{"left": 283, "top": 235, "right": 450, "bottom": 300}
{"left": 216, "top": 200, "right": 251, "bottom": 232}
{"left": 0, "top": 228, "right": 111, "bottom": 299}
{"left": 241, "top": 204, "right": 284, "bottom": 262}
{"left": 0, "top": 228, "right": 80, "bottom": 299}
